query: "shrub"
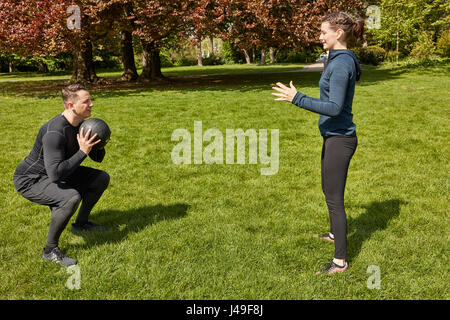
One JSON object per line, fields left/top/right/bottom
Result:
{"left": 436, "top": 30, "right": 450, "bottom": 57}
{"left": 174, "top": 56, "right": 197, "bottom": 66}
{"left": 222, "top": 41, "right": 245, "bottom": 64}
{"left": 386, "top": 50, "right": 400, "bottom": 63}
{"left": 92, "top": 51, "right": 122, "bottom": 69}
{"left": 276, "top": 46, "right": 323, "bottom": 63}
{"left": 353, "top": 46, "right": 386, "bottom": 65}
{"left": 410, "top": 31, "right": 436, "bottom": 61}
{"left": 0, "top": 54, "right": 72, "bottom": 73}
{"left": 159, "top": 51, "right": 174, "bottom": 68}
{"left": 285, "top": 51, "right": 307, "bottom": 63}
{"left": 202, "top": 54, "right": 223, "bottom": 66}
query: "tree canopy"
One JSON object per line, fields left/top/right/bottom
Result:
{"left": 0, "top": 0, "right": 367, "bottom": 82}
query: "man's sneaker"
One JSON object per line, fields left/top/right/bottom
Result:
{"left": 42, "top": 247, "right": 77, "bottom": 267}
{"left": 72, "top": 221, "right": 109, "bottom": 232}
{"left": 320, "top": 233, "right": 335, "bottom": 242}
{"left": 315, "top": 259, "right": 348, "bottom": 275}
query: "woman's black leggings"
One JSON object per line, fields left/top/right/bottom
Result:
{"left": 321, "top": 135, "right": 358, "bottom": 259}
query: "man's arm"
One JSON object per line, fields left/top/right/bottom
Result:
{"left": 42, "top": 131, "right": 86, "bottom": 182}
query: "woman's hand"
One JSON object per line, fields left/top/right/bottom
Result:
{"left": 272, "top": 81, "right": 298, "bottom": 102}
{"left": 77, "top": 127, "right": 101, "bottom": 155}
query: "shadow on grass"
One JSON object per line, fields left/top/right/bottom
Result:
{"left": 69, "top": 203, "right": 190, "bottom": 249}
{"left": 89, "top": 67, "right": 408, "bottom": 98}
{"left": 347, "top": 199, "right": 407, "bottom": 263}
{"left": 0, "top": 66, "right": 410, "bottom": 99}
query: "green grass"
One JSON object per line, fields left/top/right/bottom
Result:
{"left": 0, "top": 63, "right": 449, "bottom": 299}
{"left": 0, "top": 63, "right": 306, "bottom": 83}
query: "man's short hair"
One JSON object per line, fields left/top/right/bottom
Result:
{"left": 61, "top": 84, "right": 88, "bottom": 108}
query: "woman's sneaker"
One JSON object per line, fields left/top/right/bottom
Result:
{"left": 42, "top": 247, "right": 77, "bottom": 267}
{"left": 315, "top": 259, "right": 348, "bottom": 275}
{"left": 320, "top": 233, "right": 334, "bottom": 242}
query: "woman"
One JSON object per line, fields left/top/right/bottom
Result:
{"left": 272, "top": 12, "right": 364, "bottom": 274}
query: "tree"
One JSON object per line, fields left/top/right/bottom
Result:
{"left": 0, "top": 0, "right": 70, "bottom": 57}
{"left": 370, "top": 0, "right": 449, "bottom": 55}
{"left": 0, "top": 0, "right": 138, "bottom": 83}
{"left": 76, "top": 0, "right": 139, "bottom": 83}
{"left": 185, "top": 0, "right": 226, "bottom": 66}
{"left": 0, "top": 0, "right": 368, "bottom": 81}
{"left": 132, "top": 0, "right": 195, "bottom": 80}
{"left": 219, "top": 0, "right": 275, "bottom": 65}
{"left": 220, "top": 0, "right": 364, "bottom": 64}
{"left": 0, "top": 0, "right": 97, "bottom": 83}
{"left": 90, "top": 0, "right": 139, "bottom": 81}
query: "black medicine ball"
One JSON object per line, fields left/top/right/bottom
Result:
{"left": 80, "top": 118, "right": 111, "bottom": 149}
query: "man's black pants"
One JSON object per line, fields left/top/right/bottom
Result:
{"left": 13, "top": 166, "right": 110, "bottom": 249}
{"left": 321, "top": 135, "right": 358, "bottom": 259}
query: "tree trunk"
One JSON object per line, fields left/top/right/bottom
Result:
{"left": 197, "top": 41, "right": 203, "bottom": 66}
{"left": 8, "top": 61, "right": 14, "bottom": 73}
{"left": 260, "top": 48, "right": 266, "bottom": 65}
{"left": 210, "top": 36, "right": 214, "bottom": 55}
{"left": 396, "top": 7, "right": 399, "bottom": 65}
{"left": 269, "top": 47, "right": 275, "bottom": 64}
{"left": 37, "top": 60, "right": 49, "bottom": 73}
{"left": 151, "top": 47, "right": 163, "bottom": 79}
{"left": 140, "top": 40, "right": 151, "bottom": 80}
{"left": 139, "top": 39, "right": 164, "bottom": 81}
{"left": 71, "top": 39, "right": 98, "bottom": 84}
{"left": 243, "top": 49, "right": 251, "bottom": 64}
{"left": 252, "top": 48, "right": 256, "bottom": 63}
{"left": 120, "top": 30, "right": 138, "bottom": 81}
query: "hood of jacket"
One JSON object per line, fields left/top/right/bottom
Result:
{"left": 328, "top": 49, "right": 362, "bottom": 81}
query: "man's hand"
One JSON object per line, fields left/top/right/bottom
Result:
{"left": 272, "top": 81, "right": 298, "bottom": 102}
{"left": 77, "top": 127, "right": 101, "bottom": 155}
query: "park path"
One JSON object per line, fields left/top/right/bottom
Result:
{"left": 0, "top": 63, "right": 324, "bottom": 83}
{"left": 296, "top": 62, "right": 324, "bottom": 72}
{"left": 168, "top": 62, "right": 324, "bottom": 78}
{"left": 0, "top": 76, "right": 70, "bottom": 82}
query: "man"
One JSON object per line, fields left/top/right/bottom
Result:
{"left": 13, "top": 84, "right": 110, "bottom": 267}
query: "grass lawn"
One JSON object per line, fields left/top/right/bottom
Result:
{"left": 0, "top": 63, "right": 306, "bottom": 82}
{"left": 0, "top": 63, "right": 448, "bottom": 299}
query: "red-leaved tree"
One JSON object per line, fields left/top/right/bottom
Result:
{"left": 220, "top": 0, "right": 364, "bottom": 64}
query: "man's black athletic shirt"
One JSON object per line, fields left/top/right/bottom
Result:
{"left": 14, "top": 113, "right": 104, "bottom": 186}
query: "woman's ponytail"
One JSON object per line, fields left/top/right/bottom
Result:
{"left": 352, "top": 18, "right": 365, "bottom": 43}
